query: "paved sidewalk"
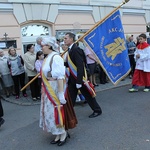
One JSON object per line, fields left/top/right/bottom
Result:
{"left": 1, "top": 77, "right": 131, "bottom": 106}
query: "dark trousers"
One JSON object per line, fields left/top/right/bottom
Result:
{"left": 28, "top": 76, "right": 40, "bottom": 98}
{"left": 129, "top": 55, "right": 136, "bottom": 76}
{"left": 12, "top": 72, "right": 26, "bottom": 96}
{"left": 0, "top": 99, "right": 4, "bottom": 118}
{"left": 68, "top": 82, "right": 102, "bottom": 113}
{"left": 99, "top": 67, "right": 107, "bottom": 84}
{"left": 38, "top": 78, "right": 42, "bottom": 97}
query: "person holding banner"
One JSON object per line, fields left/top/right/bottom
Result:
{"left": 64, "top": 32, "right": 102, "bottom": 118}
{"left": 39, "top": 37, "right": 77, "bottom": 146}
{"left": 129, "top": 33, "right": 150, "bottom": 92}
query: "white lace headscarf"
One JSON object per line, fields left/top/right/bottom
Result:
{"left": 41, "top": 37, "right": 59, "bottom": 53}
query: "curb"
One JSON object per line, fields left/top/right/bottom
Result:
{"left": 95, "top": 83, "right": 130, "bottom": 92}
{"left": 2, "top": 79, "right": 131, "bottom": 106}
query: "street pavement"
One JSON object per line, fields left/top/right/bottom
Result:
{"left": 1, "top": 78, "right": 150, "bottom": 150}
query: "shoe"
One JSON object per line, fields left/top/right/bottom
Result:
{"left": 6, "top": 94, "right": 10, "bottom": 98}
{"left": 93, "top": 83, "right": 99, "bottom": 86}
{"left": 57, "top": 133, "right": 70, "bottom": 146}
{"left": 129, "top": 75, "right": 132, "bottom": 79}
{"left": 83, "top": 100, "right": 87, "bottom": 104}
{"left": 129, "top": 88, "right": 138, "bottom": 92}
{"left": 89, "top": 112, "right": 102, "bottom": 118}
{"left": 50, "top": 139, "right": 60, "bottom": 144}
{"left": 16, "top": 95, "right": 19, "bottom": 99}
{"left": 23, "top": 93, "right": 27, "bottom": 97}
{"left": 104, "top": 80, "right": 109, "bottom": 83}
{"left": 32, "top": 97, "right": 37, "bottom": 101}
{"left": 143, "top": 88, "right": 150, "bottom": 92}
{"left": 0, "top": 118, "right": 5, "bottom": 127}
{"left": 12, "top": 93, "right": 16, "bottom": 96}
{"left": 100, "top": 81, "right": 105, "bottom": 84}
{"left": 36, "top": 97, "right": 41, "bottom": 100}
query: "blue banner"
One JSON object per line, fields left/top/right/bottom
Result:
{"left": 83, "top": 10, "right": 131, "bottom": 85}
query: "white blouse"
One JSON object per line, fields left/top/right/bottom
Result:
{"left": 42, "top": 52, "right": 65, "bottom": 79}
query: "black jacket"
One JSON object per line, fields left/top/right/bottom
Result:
{"left": 66, "top": 43, "right": 85, "bottom": 85}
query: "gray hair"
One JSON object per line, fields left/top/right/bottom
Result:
{"left": 36, "top": 37, "right": 43, "bottom": 43}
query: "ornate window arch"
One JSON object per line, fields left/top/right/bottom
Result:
{"left": 21, "top": 23, "right": 52, "bottom": 53}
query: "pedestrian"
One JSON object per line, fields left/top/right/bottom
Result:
{"left": 24, "top": 44, "right": 40, "bottom": 101}
{"left": 129, "top": 33, "right": 150, "bottom": 92}
{"left": 77, "top": 35, "right": 86, "bottom": 50}
{"left": 34, "top": 36, "right": 42, "bottom": 53}
{"left": 8, "top": 47, "right": 27, "bottom": 99}
{"left": 99, "top": 66, "right": 108, "bottom": 84}
{"left": 60, "top": 42, "right": 68, "bottom": 60}
{"left": 0, "top": 49, "right": 14, "bottom": 97}
{"left": 0, "top": 94, "right": 5, "bottom": 127}
{"left": 64, "top": 32, "right": 102, "bottom": 118}
{"left": 147, "top": 32, "right": 150, "bottom": 45}
{"left": 84, "top": 46, "right": 98, "bottom": 86}
{"left": 40, "top": 37, "right": 77, "bottom": 146}
{"left": 35, "top": 51, "right": 44, "bottom": 97}
{"left": 126, "top": 35, "right": 136, "bottom": 78}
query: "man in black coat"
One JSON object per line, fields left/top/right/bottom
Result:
{"left": 0, "top": 96, "right": 5, "bottom": 127}
{"left": 64, "top": 32, "right": 102, "bottom": 118}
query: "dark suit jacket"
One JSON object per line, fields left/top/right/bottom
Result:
{"left": 67, "top": 43, "right": 85, "bottom": 85}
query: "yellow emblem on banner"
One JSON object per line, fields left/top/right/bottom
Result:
{"left": 105, "top": 37, "right": 126, "bottom": 60}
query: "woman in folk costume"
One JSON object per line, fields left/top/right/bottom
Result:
{"left": 39, "top": 37, "right": 77, "bottom": 146}
{"left": 129, "top": 33, "right": 150, "bottom": 92}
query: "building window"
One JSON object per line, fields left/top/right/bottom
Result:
{"left": 21, "top": 24, "right": 51, "bottom": 53}
{"left": 21, "top": 25, "right": 49, "bottom": 37}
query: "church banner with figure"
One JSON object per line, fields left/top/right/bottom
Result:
{"left": 83, "top": 10, "right": 131, "bottom": 85}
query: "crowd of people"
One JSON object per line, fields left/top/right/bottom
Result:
{"left": 0, "top": 32, "right": 150, "bottom": 146}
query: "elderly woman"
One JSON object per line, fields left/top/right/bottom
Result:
{"left": 8, "top": 47, "right": 27, "bottom": 99}
{"left": 34, "top": 36, "right": 43, "bottom": 53}
{"left": 0, "top": 49, "right": 14, "bottom": 97}
{"left": 39, "top": 37, "right": 77, "bottom": 146}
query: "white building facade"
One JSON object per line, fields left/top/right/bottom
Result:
{"left": 0, "top": 0, "right": 150, "bottom": 54}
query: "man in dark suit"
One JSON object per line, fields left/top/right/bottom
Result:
{"left": 0, "top": 96, "right": 5, "bottom": 127}
{"left": 64, "top": 32, "right": 102, "bottom": 118}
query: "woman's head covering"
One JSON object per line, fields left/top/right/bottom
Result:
{"left": 41, "top": 37, "right": 59, "bottom": 52}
